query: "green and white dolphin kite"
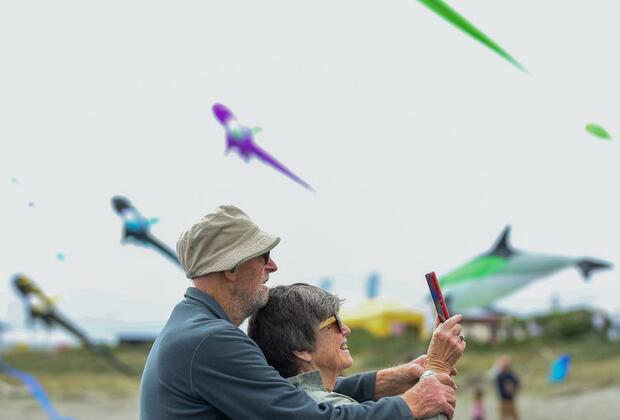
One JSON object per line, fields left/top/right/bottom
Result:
{"left": 440, "top": 226, "right": 612, "bottom": 312}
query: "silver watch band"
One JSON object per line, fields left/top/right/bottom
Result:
{"left": 420, "top": 370, "right": 436, "bottom": 380}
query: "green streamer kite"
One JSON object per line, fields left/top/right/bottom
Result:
{"left": 586, "top": 123, "right": 612, "bottom": 140}
{"left": 419, "top": 0, "right": 526, "bottom": 72}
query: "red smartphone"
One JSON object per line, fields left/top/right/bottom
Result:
{"left": 425, "top": 271, "right": 450, "bottom": 323}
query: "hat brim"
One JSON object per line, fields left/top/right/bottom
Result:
{"left": 224, "top": 229, "right": 280, "bottom": 272}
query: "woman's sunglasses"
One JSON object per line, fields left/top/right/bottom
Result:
{"left": 319, "top": 313, "right": 344, "bottom": 333}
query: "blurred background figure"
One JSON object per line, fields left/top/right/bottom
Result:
{"left": 591, "top": 310, "right": 607, "bottom": 333}
{"left": 608, "top": 310, "right": 620, "bottom": 342}
{"left": 495, "top": 355, "right": 520, "bottom": 420}
{"left": 471, "top": 387, "right": 485, "bottom": 420}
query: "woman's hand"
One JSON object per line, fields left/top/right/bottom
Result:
{"left": 426, "top": 314, "right": 466, "bottom": 374}
{"left": 411, "top": 354, "right": 458, "bottom": 378}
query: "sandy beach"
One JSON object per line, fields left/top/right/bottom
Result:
{"left": 453, "top": 386, "right": 620, "bottom": 420}
{"left": 2, "top": 386, "right": 619, "bottom": 420}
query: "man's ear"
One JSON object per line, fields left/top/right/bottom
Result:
{"left": 223, "top": 270, "right": 236, "bottom": 281}
{"left": 293, "top": 350, "right": 312, "bottom": 363}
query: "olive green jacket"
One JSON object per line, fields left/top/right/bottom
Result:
{"left": 289, "top": 370, "right": 446, "bottom": 420}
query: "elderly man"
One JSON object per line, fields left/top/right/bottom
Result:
{"left": 140, "top": 205, "right": 465, "bottom": 419}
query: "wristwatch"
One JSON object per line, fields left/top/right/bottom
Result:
{"left": 420, "top": 370, "right": 436, "bottom": 380}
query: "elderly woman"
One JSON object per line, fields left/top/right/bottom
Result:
{"left": 248, "top": 283, "right": 464, "bottom": 416}
{"left": 248, "top": 283, "right": 356, "bottom": 405}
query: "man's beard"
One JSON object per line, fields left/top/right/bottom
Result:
{"left": 233, "top": 283, "right": 269, "bottom": 321}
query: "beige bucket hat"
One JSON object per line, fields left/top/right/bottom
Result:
{"left": 177, "top": 205, "right": 280, "bottom": 279}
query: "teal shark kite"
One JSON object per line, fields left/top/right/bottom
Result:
{"left": 419, "top": 0, "right": 526, "bottom": 72}
{"left": 439, "top": 226, "right": 611, "bottom": 312}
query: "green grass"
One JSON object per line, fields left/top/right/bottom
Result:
{"left": 1, "top": 345, "right": 151, "bottom": 399}
{"left": 346, "top": 329, "right": 620, "bottom": 397}
{"left": 2, "top": 332, "right": 620, "bottom": 400}
{"left": 345, "top": 329, "right": 428, "bottom": 370}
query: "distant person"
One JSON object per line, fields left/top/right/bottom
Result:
{"left": 494, "top": 355, "right": 520, "bottom": 420}
{"left": 140, "top": 205, "right": 466, "bottom": 419}
{"left": 248, "top": 283, "right": 466, "bottom": 419}
{"left": 470, "top": 387, "right": 485, "bottom": 420}
{"left": 606, "top": 310, "right": 620, "bottom": 342}
{"left": 591, "top": 310, "right": 606, "bottom": 331}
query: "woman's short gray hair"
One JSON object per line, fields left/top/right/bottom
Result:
{"left": 248, "top": 283, "right": 343, "bottom": 378}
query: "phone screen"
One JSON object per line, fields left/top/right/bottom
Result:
{"left": 425, "top": 271, "right": 450, "bottom": 322}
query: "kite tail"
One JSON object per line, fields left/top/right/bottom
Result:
{"left": 576, "top": 258, "right": 612, "bottom": 280}
{"left": 49, "top": 314, "right": 135, "bottom": 376}
{"left": 89, "top": 346, "right": 135, "bottom": 376}
{"left": 418, "top": 0, "right": 527, "bottom": 72}
{"left": 294, "top": 177, "right": 314, "bottom": 192}
{"left": 144, "top": 235, "right": 182, "bottom": 268}
{"left": 0, "top": 359, "right": 74, "bottom": 420}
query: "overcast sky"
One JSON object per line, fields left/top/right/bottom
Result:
{"left": 1, "top": 1, "right": 619, "bottom": 338}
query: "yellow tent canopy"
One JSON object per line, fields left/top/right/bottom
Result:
{"left": 341, "top": 298, "right": 427, "bottom": 338}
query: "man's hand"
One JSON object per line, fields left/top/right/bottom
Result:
{"left": 373, "top": 361, "right": 422, "bottom": 399}
{"left": 373, "top": 353, "right": 460, "bottom": 399}
{"left": 426, "top": 314, "right": 466, "bottom": 374}
{"left": 373, "top": 354, "right": 436, "bottom": 399}
{"left": 406, "top": 355, "right": 426, "bottom": 382}
{"left": 401, "top": 373, "right": 457, "bottom": 419}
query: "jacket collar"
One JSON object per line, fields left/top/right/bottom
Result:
{"left": 184, "top": 287, "right": 232, "bottom": 324}
{"left": 287, "top": 370, "right": 327, "bottom": 391}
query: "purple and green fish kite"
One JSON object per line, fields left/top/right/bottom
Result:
{"left": 212, "top": 103, "right": 314, "bottom": 191}
{"left": 419, "top": 0, "right": 526, "bottom": 72}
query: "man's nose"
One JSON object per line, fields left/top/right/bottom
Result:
{"left": 266, "top": 257, "right": 278, "bottom": 273}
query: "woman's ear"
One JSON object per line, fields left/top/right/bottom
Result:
{"left": 293, "top": 350, "right": 312, "bottom": 363}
